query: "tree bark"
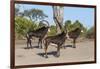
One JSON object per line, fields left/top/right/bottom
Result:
{"left": 52, "top": 6, "right": 64, "bottom": 34}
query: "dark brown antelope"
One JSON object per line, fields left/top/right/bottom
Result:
{"left": 44, "top": 31, "right": 67, "bottom": 58}
{"left": 26, "top": 20, "right": 50, "bottom": 49}
{"left": 68, "top": 27, "right": 83, "bottom": 48}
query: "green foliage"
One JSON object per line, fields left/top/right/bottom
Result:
{"left": 15, "top": 16, "right": 93, "bottom": 39}
{"left": 65, "top": 20, "right": 72, "bottom": 32}
{"left": 15, "top": 16, "right": 38, "bottom": 39}
{"left": 15, "top": 6, "right": 49, "bottom": 39}
{"left": 73, "top": 20, "right": 83, "bottom": 29}
{"left": 86, "top": 26, "right": 94, "bottom": 39}
{"left": 48, "top": 25, "right": 57, "bottom": 36}
{"left": 65, "top": 20, "right": 84, "bottom": 32}
{"left": 64, "top": 20, "right": 88, "bottom": 37}
{"left": 21, "top": 9, "right": 48, "bottom": 21}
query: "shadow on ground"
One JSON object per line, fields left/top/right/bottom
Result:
{"left": 37, "top": 45, "right": 74, "bottom": 58}
{"left": 63, "top": 45, "right": 73, "bottom": 48}
{"left": 20, "top": 44, "right": 74, "bottom": 50}
{"left": 37, "top": 51, "right": 57, "bottom": 58}
{"left": 21, "top": 45, "right": 39, "bottom": 49}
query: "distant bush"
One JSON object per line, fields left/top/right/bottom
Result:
{"left": 86, "top": 27, "right": 94, "bottom": 39}
{"left": 48, "top": 25, "right": 57, "bottom": 36}
{"left": 15, "top": 17, "right": 95, "bottom": 40}
{"left": 15, "top": 16, "right": 38, "bottom": 39}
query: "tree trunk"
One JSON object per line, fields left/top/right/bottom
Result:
{"left": 52, "top": 6, "right": 64, "bottom": 34}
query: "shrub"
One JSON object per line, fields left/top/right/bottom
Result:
{"left": 86, "top": 27, "right": 94, "bottom": 39}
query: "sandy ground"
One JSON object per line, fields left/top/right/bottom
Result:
{"left": 15, "top": 39, "right": 95, "bottom": 66}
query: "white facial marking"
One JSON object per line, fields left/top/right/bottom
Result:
{"left": 48, "top": 28, "right": 50, "bottom": 32}
{"left": 66, "top": 33, "right": 70, "bottom": 39}
{"left": 81, "top": 30, "right": 83, "bottom": 33}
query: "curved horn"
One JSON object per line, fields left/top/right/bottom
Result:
{"left": 40, "top": 20, "right": 49, "bottom": 27}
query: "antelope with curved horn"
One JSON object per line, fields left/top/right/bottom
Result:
{"left": 26, "top": 20, "right": 50, "bottom": 49}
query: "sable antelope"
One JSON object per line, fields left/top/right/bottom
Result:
{"left": 44, "top": 31, "right": 67, "bottom": 58}
{"left": 26, "top": 20, "right": 50, "bottom": 49}
{"left": 68, "top": 27, "right": 83, "bottom": 48}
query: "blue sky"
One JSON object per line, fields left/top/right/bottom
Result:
{"left": 15, "top": 4, "right": 95, "bottom": 28}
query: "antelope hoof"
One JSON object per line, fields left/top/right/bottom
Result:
{"left": 30, "top": 47, "right": 32, "bottom": 49}
{"left": 56, "top": 55, "right": 60, "bottom": 57}
{"left": 45, "top": 55, "right": 48, "bottom": 58}
{"left": 73, "top": 46, "right": 76, "bottom": 48}
{"left": 27, "top": 47, "right": 30, "bottom": 49}
{"left": 64, "top": 46, "right": 66, "bottom": 49}
{"left": 56, "top": 53, "right": 60, "bottom": 57}
{"left": 40, "top": 47, "right": 42, "bottom": 49}
{"left": 39, "top": 46, "right": 42, "bottom": 49}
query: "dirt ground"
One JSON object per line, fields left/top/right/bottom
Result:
{"left": 15, "top": 38, "right": 95, "bottom": 66}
